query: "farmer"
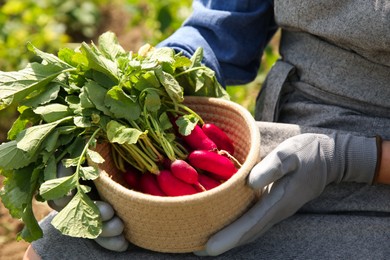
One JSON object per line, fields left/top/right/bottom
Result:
{"left": 25, "top": 0, "right": 390, "bottom": 259}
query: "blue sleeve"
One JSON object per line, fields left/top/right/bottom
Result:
{"left": 157, "top": 0, "right": 277, "bottom": 86}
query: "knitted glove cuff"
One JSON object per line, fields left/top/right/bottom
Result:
{"left": 334, "top": 134, "right": 378, "bottom": 184}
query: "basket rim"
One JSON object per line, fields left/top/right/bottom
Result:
{"left": 95, "top": 96, "right": 261, "bottom": 204}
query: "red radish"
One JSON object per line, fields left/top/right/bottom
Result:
{"left": 170, "top": 159, "right": 206, "bottom": 192}
{"left": 202, "top": 123, "right": 235, "bottom": 155}
{"left": 123, "top": 168, "right": 141, "bottom": 191}
{"left": 198, "top": 172, "right": 222, "bottom": 190}
{"left": 170, "top": 159, "right": 198, "bottom": 184}
{"left": 139, "top": 173, "right": 166, "bottom": 196}
{"left": 180, "top": 124, "right": 217, "bottom": 151}
{"left": 188, "top": 150, "right": 238, "bottom": 180}
{"left": 157, "top": 170, "right": 199, "bottom": 196}
{"left": 193, "top": 183, "right": 207, "bottom": 192}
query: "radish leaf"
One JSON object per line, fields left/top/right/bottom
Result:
{"left": 0, "top": 141, "right": 32, "bottom": 170}
{"left": 40, "top": 175, "right": 77, "bottom": 201}
{"left": 105, "top": 86, "right": 141, "bottom": 121}
{"left": 175, "top": 114, "right": 198, "bottom": 136}
{"left": 106, "top": 120, "right": 145, "bottom": 145}
{"left": 51, "top": 191, "right": 102, "bottom": 239}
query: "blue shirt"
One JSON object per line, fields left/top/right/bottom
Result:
{"left": 158, "top": 0, "right": 277, "bottom": 86}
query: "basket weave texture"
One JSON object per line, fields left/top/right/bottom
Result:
{"left": 92, "top": 96, "right": 261, "bottom": 253}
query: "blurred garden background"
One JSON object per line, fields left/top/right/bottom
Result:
{"left": 0, "top": 0, "right": 279, "bottom": 259}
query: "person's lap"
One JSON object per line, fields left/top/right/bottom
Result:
{"left": 32, "top": 195, "right": 390, "bottom": 260}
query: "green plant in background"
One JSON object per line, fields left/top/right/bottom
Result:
{"left": 51, "top": 0, "right": 109, "bottom": 42}
{"left": 124, "top": 0, "right": 192, "bottom": 45}
{"left": 0, "top": 0, "right": 109, "bottom": 72}
{"left": 0, "top": 0, "right": 68, "bottom": 71}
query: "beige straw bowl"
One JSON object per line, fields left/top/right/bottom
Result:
{"left": 93, "top": 96, "right": 261, "bottom": 253}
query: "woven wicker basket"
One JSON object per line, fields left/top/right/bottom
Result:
{"left": 92, "top": 96, "right": 261, "bottom": 253}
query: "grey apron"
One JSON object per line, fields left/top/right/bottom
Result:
{"left": 256, "top": 0, "right": 390, "bottom": 140}
{"left": 33, "top": 1, "right": 390, "bottom": 259}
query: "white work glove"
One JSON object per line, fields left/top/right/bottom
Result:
{"left": 195, "top": 133, "right": 378, "bottom": 256}
{"left": 48, "top": 163, "right": 129, "bottom": 252}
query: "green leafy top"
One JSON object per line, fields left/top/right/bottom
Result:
{"left": 0, "top": 31, "right": 229, "bottom": 242}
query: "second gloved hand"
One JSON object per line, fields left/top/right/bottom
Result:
{"left": 93, "top": 201, "right": 129, "bottom": 252}
{"left": 195, "top": 133, "right": 379, "bottom": 256}
{"left": 48, "top": 163, "right": 129, "bottom": 252}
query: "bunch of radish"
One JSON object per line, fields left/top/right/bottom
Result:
{"left": 121, "top": 118, "right": 240, "bottom": 197}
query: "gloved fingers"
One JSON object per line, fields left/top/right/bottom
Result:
{"left": 100, "top": 216, "right": 125, "bottom": 237}
{"left": 47, "top": 195, "right": 73, "bottom": 211}
{"left": 248, "top": 134, "right": 320, "bottom": 190}
{"left": 116, "top": 240, "right": 130, "bottom": 252}
{"left": 94, "top": 201, "right": 115, "bottom": 221}
{"left": 195, "top": 179, "right": 288, "bottom": 256}
{"left": 248, "top": 151, "right": 292, "bottom": 190}
{"left": 47, "top": 200, "right": 63, "bottom": 212}
{"left": 94, "top": 235, "right": 129, "bottom": 252}
{"left": 57, "top": 162, "right": 75, "bottom": 177}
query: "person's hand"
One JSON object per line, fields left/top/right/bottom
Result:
{"left": 93, "top": 201, "right": 129, "bottom": 252}
{"left": 47, "top": 163, "right": 129, "bottom": 252}
{"left": 195, "top": 133, "right": 378, "bottom": 256}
